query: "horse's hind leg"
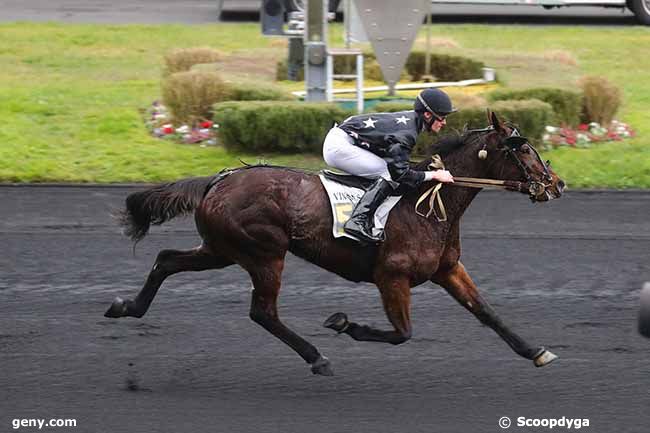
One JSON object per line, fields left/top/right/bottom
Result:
{"left": 431, "top": 261, "right": 557, "bottom": 367}
{"left": 104, "top": 246, "right": 232, "bottom": 318}
{"left": 247, "top": 258, "right": 333, "bottom": 376}
{"left": 324, "top": 276, "right": 412, "bottom": 345}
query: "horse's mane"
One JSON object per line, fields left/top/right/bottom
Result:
{"left": 413, "top": 131, "right": 475, "bottom": 171}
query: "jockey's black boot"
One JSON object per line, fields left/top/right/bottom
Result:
{"left": 344, "top": 178, "right": 395, "bottom": 243}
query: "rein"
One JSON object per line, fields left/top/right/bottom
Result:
{"left": 415, "top": 154, "right": 549, "bottom": 221}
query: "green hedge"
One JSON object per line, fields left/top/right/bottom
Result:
{"left": 371, "top": 99, "right": 553, "bottom": 155}
{"left": 277, "top": 51, "right": 483, "bottom": 83}
{"left": 487, "top": 87, "right": 582, "bottom": 126}
{"left": 214, "top": 99, "right": 551, "bottom": 155}
{"left": 213, "top": 101, "right": 353, "bottom": 153}
{"left": 224, "top": 81, "right": 295, "bottom": 102}
{"left": 405, "top": 52, "right": 484, "bottom": 81}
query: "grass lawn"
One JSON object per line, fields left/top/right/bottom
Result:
{"left": 0, "top": 22, "right": 648, "bottom": 187}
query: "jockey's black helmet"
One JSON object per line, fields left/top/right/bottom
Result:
{"left": 414, "top": 89, "right": 457, "bottom": 117}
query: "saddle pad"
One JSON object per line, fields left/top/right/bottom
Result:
{"left": 319, "top": 173, "right": 402, "bottom": 241}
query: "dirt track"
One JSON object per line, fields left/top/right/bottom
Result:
{"left": 1, "top": 186, "right": 649, "bottom": 432}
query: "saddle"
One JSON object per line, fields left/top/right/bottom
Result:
{"left": 320, "top": 170, "right": 375, "bottom": 190}
{"left": 318, "top": 170, "right": 402, "bottom": 241}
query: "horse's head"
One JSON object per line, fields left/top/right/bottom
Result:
{"left": 471, "top": 111, "right": 565, "bottom": 202}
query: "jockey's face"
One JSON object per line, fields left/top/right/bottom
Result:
{"left": 423, "top": 111, "right": 446, "bottom": 133}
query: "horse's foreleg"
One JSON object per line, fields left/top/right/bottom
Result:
{"left": 431, "top": 262, "right": 557, "bottom": 367}
{"left": 324, "top": 276, "right": 412, "bottom": 345}
{"left": 105, "top": 246, "right": 231, "bottom": 318}
{"left": 247, "top": 258, "right": 332, "bottom": 376}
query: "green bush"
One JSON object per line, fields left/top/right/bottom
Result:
{"left": 163, "top": 47, "right": 222, "bottom": 76}
{"left": 371, "top": 101, "right": 413, "bottom": 113}
{"left": 579, "top": 76, "right": 622, "bottom": 126}
{"left": 487, "top": 87, "right": 582, "bottom": 126}
{"left": 162, "top": 71, "right": 229, "bottom": 124}
{"left": 224, "top": 81, "right": 295, "bottom": 102}
{"left": 276, "top": 59, "right": 304, "bottom": 81}
{"left": 414, "top": 99, "right": 553, "bottom": 155}
{"left": 405, "top": 52, "right": 484, "bottom": 81}
{"left": 489, "top": 99, "right": 554, "bottom": 142}
{"left": 162, "top": 72, "right": 294, "bottom": 124}
{"left": 213, "top": 101, "right": 354, "bottom": 153}
{"left": 277, "top": 51, "right": 481, "bottom": 83}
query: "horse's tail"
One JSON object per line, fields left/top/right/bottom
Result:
{"left": 117, "top": 176, "right": 215, "bottom": 243}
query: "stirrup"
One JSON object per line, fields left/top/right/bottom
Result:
{"left": 344, "top": 224, "right": 383, "bottom": 243}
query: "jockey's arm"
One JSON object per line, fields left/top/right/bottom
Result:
{"left": 384, "top": 135, "right": 454, "bottom": 187}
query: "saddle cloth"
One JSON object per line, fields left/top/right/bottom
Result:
{"left": 319, "top": 170, "right": 402, "bottom": 241}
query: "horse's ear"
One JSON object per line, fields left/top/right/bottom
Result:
{"left": 486, "top": 108, "right": 492, "bottom": 123}
{"left": 490, "top": 111, "right": 503, "bottom": 131}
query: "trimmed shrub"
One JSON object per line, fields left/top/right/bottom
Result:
{"left": 162, "top": 71, "right": 295, "bottom": 124}
{"left": 276, "top": 51, "right": 481, "bottom": 83}
{"left": 276, "top": 59, "right": 304, "bottom": 81}
{"left": 163, "top": 47, "right": 222, "bottom": 76}
{"left": 213, "top": 101, "right": 354, "bottom": 153}
{"left": 579, "top": 76, "right": 622, "bottom": 126}
{"left": 414, "top": 99, "right": 553, "bottom": 155}
{"left": 162, "top": 71, "right": 229, "bottom": 124}
{"left": 213, "top": 98, "right": 551, "bottom": 156}
{"left": 489, "top": 99, "right": 554, "bottom": 142}
{"left": 371, "top": 101, "right": 413, "bottom": 113}
{"left": 224, "top": 81, "right": 295, "bottom": 102}
{"left": 405, "top": 52, "right": 484, "bottom": 82}
{"left": 487, "top": 87, "right": 582, "bottom": 126}
{"left": 372, "top": 92, "right": 485, "bottom": 114}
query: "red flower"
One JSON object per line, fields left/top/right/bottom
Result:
{"left": 162, "top": 126, "right": 175, "bottom": 134}
{"left": 578, "top": 124, "right": 589, "bottom": 131}
{"left": 200, "top": 120, "right": 213, "bottom": 129}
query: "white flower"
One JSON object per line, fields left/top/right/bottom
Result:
{"left": 545, "top": 126, "right": 558, "bottom": 133}
{"left": 176, "top": 125, "right": 190, "bottom": 133}
{"left": 543, "top": 134, "right": 551, "bottom": 141}
{"left": 154, "top": 114, "right": 167, "bottom": 120}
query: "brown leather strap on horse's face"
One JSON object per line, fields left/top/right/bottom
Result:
{"left": 415, "top": 152, "right": 548, "bottom": 221}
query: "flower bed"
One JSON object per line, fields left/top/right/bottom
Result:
{"left": 542, "top": 120, "right": 635, "bottom": 148}
{"left": 144, "top": 101, "right": 220, "bottom": 146}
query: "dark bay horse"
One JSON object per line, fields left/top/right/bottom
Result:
{"left": 105, "top": 112, "right": 565, "bottom": 376}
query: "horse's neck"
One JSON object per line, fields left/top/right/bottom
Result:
{"left": 427, "top": 143, "right": 488, "bottom": 222}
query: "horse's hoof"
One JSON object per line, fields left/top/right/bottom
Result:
{"left": 533, "top": 348, "right": 558, "bottom": 367}
{"left": 104, "top": 297, "right": 128, "bottom": 318}
{"left": 323, "top": 312, "right": 349, "bottom": 333}
{"left": 311, "top": 356, "right": 334, "bottom": 376}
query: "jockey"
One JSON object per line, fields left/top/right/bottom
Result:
{"left": 322, "top": 88, "right": 456, "bottom": 243}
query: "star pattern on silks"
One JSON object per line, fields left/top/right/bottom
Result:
{"left": 362, "top": 117, "right": 378, "bottom": 128}
{"left": 395, "top": 115, "right": 410, "bottom": 125}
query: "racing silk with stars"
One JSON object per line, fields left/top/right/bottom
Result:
{"left": 338, "top": 110, "right": 426, "bottom": 188}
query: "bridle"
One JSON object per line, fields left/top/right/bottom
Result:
{"left": 415, "top": 126, "right": 555, "bottom": 220}
{"left": 454, "top": 125, "right": 553, "bottom": 199}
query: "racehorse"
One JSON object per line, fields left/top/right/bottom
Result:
{"left": 105, "top": 112, "right": 565, "bottom": 376}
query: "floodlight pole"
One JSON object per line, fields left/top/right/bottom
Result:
{"left": 305, "top": 0, "right": 328, "bottom": 102}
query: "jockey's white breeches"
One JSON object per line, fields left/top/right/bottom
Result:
{"left": 322, "top": 127, "right": 392, "bottom": 180}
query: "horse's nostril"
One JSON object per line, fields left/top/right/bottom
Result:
{"left": 557, "top": 180, "right": 566, "bottom": 194}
